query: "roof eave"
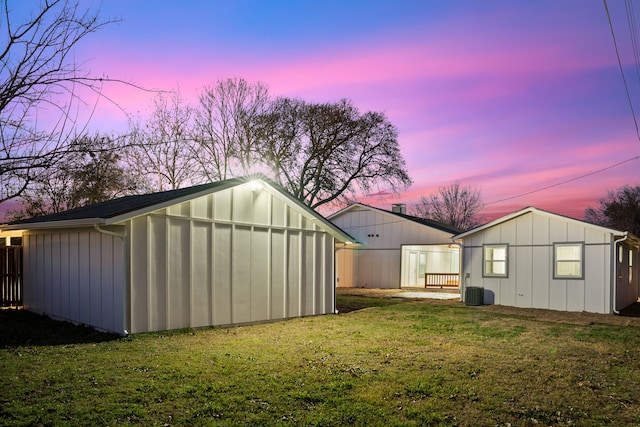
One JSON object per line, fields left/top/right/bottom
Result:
{"left": 0, "top": 217, "right": 105, "bottom": 231}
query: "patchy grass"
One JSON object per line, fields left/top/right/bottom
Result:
{"left": 1, "top": 297, "right": 640, "bottom": 426}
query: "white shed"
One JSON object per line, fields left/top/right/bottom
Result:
{"left": 328, "top": 203, "right": 461, "bottom": 289}
{"left": 1, "top": 176, "right": 353, "bottom": 334}
{"left": 454, "top": 207, "right": 640, "bottom": 314}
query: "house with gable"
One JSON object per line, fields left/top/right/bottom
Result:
{"left": 328, "top": 203, "right": 461, "bottom": 289}
{"left": 454, "top": 207, "right": 640, "bottom": 314}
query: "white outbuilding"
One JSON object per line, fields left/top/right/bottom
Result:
{"left": 454, "top": 207, "right": 640, "bottom": 314}
{"left": 328, "top": 203, "right": 461, "bottom": 289}
{"left": 1, "top": 176, "right": 353, "bottom": 334}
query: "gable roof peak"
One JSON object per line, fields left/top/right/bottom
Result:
{"left": 329, "top": 202, "right": 462, "bottom": 235}
{"left": 453, "top": 205, "right": 632, "bottom": 240}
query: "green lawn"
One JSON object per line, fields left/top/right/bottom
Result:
{"left": 1, "top": 295, "right": 640, "bottom": 426}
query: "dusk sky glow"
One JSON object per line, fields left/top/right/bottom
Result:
{"left": 16, "top": 0, "right": 640, "bottom": 220}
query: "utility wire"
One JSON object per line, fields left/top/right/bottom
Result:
{"left": 605, "top": 0, "right": 640, "bottom": 141}
{"left": 484, "top": 1, "right": 640, "bottom": 207}
{"left": 485, "top": 155, "right": 640, "bottom": 205}
{"left": 625, "top": 0, "right": 640, "bottom": 86}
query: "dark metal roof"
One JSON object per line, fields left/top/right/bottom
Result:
{"left": 389, "top": 210, "right": 463, "bottom": 235}
{"left": 9, "top": 178, "right": 243, "bottom": 225}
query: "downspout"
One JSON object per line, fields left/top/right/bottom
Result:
{"left": 94, "top": 223, "right": 126, "bottom": 239}
{"left": 94, "top": 223, "right": 129, "bottom": 335}
{"left": 612, "top": 232, "right": 628, "bottom": 315}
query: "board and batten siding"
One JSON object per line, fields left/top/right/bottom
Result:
{"left": 127, "top": 185, "right": 335, "bottom": 334}
{"left": 461, "top": 211, "right": 614, "bottom": 314}
{"left": 331, "top": 206, "right": 454, "bottom": 288}
{"left": 22, "top": 228, "right": 126, "bottom": 333}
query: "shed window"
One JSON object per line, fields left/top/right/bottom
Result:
{"left": 483, "top": 244, "right": 508, "bottom": 277}
{"left": 554, "top": 243, "right": 583, "bottom": 279}
{"left": 619, "top": 246, "right": 624, "bottom": 279}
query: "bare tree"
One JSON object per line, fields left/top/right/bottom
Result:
{"left": 9, "top": 134, "right": 137, "bottom": 219}
{"left": 256, "top": 98, "right": 412, "bottom": 209}
{"left": 255, "top": 97, "right": 304, "bottom": 186}
{"left": 0, "top": 0, "right": 120, "bottom": 203}
{"left": 124, "top": 80, "right": 412, "bottom": 210}
{"left": 413, "top": 181, "right": 484, "bottom": 231}
{"left": 124, "top": 92, "right": 197, "bottom": 192}
{"left": 191, "top": 78, "right": 270, "bottom": 181}
{"left": 585, "top": 185, "right": 640, "bottom": 236}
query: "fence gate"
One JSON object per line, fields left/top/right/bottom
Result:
{"left": 1, "top": 246, "right": 22, "bottom": 307}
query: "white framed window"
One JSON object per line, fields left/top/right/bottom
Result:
{"left": 619, "top": 245, "right": 624, "bottom": 279}
{"left": 483, "top": 244, "right": 508, "bottom": 277}
{"left": 554, "top": 242, "right": 584, "bottom": 279}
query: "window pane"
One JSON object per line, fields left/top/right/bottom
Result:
{"left": 484, "top": 244, "right": 507, "bottom": 277}
{"left": 493, "top": 261, "right": 506, "bottom": 275}
{"left": 557, "top": 245, "right": 581, "bottom": 261}
{"left": 557, "top": 261, "right": 580, "bottom": 277}
{"left": 418, "top": 253, "right": 426, "bottom": 276}
{"left": 485, "top": 246, "right": 506, "bottom": 261}
{"left": 555, "top": 243, "right": 583, "bottom": 278}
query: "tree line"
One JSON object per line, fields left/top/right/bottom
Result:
{"left": 9, "top": 79, "right": 413, "bottom": 219}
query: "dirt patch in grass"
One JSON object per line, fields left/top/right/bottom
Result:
{"left": 478, "top": 303, "right": 640, "bottom": 327}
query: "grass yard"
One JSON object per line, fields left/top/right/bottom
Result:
{"left": 1, "top": 295, "right": 640, "bottom": 426}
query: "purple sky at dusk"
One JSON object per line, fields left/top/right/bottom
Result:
{"left": 13, "top": 0, "right": 640, "bottom": 221}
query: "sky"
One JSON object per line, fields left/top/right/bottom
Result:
{"left": 10, "top": 0, "right": 640, "bottom": 220}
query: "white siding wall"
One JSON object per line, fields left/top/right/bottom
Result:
{"left": 336, "top": 246, "right": 357, "bottom": 287}
{"left": 331, "top": 206, "right": 454, "bottom": 288}
{"left": 23, "top": 228, "right": 126, "bottom": 333}
{"left": 461, "top": 211, "right": 614, "bottom": 314}
{"left": 128, "top": 185, "right": 336, "bottom": 333}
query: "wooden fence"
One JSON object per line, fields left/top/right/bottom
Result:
{"left": 1, "top": 246, "right": 22, "bottom": 307}
{"left": 425, "top": 273, "right": 459, "bottom": 288}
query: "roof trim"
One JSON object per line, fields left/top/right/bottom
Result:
{"left": 1, "top": 218, "right": 105, "bottom": 230}
{"left": 453, "top": 206, "right": 633, "bottom": 240}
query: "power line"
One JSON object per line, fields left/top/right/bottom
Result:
{"left": 485, "top": 155, "right": 640, "bottom": 205}
{"left": 605, "top": 0, "right": 640, "bottom": 141}
{"left": 625, "top": 0, "right": 640, "bottom": 86}
{"left": 484, "top": 2, "right": 640, "bottom": 207}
